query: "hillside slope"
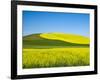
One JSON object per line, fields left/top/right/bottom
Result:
{"left": 23, "top": 33, "right": 89, "bottom": 48}
{"left": 40, "top": 32, "right": 89, "bottom": 44}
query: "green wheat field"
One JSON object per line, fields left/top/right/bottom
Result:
{"left": 22, "top": 32, "right": 90, "bottom": 69}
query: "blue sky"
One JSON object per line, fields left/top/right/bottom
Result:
{"left": 22, "top": 11, "right": 90, "bottom": 37}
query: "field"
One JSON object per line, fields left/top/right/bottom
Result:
{"left": 22, "top": 33, "right": 90, "bottom": 68}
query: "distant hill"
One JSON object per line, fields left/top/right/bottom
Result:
{"left": 40, "top": 32, "right": 89, "bottom": 44}
{"left": 23, "top": 32, "right": 89, "bottom": 48}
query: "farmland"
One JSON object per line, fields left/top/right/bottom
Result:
{"left": 22, "top": 33, "right": 90, "bottom": 68}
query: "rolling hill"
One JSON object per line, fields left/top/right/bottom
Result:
{"left": 40, "top": 32, "right": 89, "bottom": 44}
{"left": 23, "top": 32, "right": 89, "bottom": 49}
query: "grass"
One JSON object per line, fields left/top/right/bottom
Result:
{"left": 23, "top": 47, "right": 89, "bottom": 68}
{"left": 22, "top": 32, "right": 90, "bottom": 69}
